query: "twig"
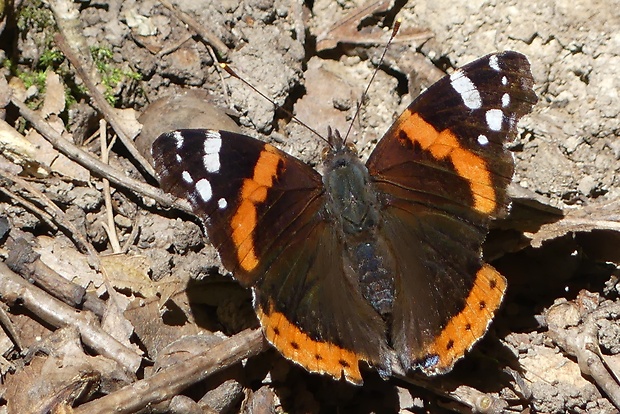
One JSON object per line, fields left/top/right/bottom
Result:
{"left": 156, "top": 32, "right": 193, "bottom": 57}
{"left": 158, "top": 0, "right": 230, "bottom": 61}
{"left": 0, "top": 170, "right": 98, "bottom": 260}
{"left": 0, "top": 263, "right": 142, "bottom": 372}
{"left": 9, "top": 96, "right": 190, "bottom": 213}
{"left": 120, "top": 215, "right": 141, "bottom": 253}
{"left": 0, "top": 184, "right": 58, "bottom": 231}
{"left": 1, "top": 158, "right": 136, "bottom": 320}
{"left": 547, "top": 299, "right": 620, "bottom": 410}
{"left": 0, "top": 303, "right": 23, "bottom": 351}
{"left": 53, "top": 32, "right": 156, "bottom": 178}
{"left": 99, "top": 120, "right": 122, "bottom": 253}
{"left": 72, "top": 328, "right": 266, "bottom": 414}
{"left": 394, "top": 372, "right": 508, "bottom": 413}
{"left": 47, "top": 0, "right": 98, "bottom": 85}
{"left": 5, "top": 237, "right": 106, "bottom": 318}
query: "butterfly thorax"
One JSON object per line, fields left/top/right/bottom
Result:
{"left": 322, "top": 130, "right": 395, "bottom": 316}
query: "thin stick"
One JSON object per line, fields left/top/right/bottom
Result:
{"left": 0, "top": 263, "right": 142, "bottom": 372}
{"left": 0, "top": 184, "right": 58, "bottom": 231}
{"left": 158, "top": 0, "right": 230, "bottom": 61}
{"left": 99, "top": 120, "right": 122, "bottom": 253}
{"left": 0, "top": 170, "right": 98, "bottom": 259}
{"left": 73, "top": 329, "right": 266, "bottom": 414}
{"left": 10, "top": 97, "right": 190, "bottom": 214}
{"left": 53, "top": 33, "right": 156, "bottom": 179}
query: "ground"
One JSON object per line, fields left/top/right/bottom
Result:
{"left": 0, "top": 0, "right": 619, "bottom": 413}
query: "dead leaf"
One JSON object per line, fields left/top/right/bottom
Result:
{"left": 111, "top": 107, "right": 142, "bottom": 140}
{"left": 41, "top": 71, "right": 66, "bottom": 118}
{"left": 125, "top": 293, "right": 203, "bottom": 360}
{"left": 100, "top": 254, "right": 157, "bottom": 297}
{"left": 35, "top": 236, "right": 104, "bottom": 290}
{"left": 4, "top": 327, "right": 132, "bottom": 414}
{"left": 529, "top": 200, "right": 620, "bottom": 264}
{"left": 315, "top": 0, "right": 433, "bottom": 51}
{"left": 100, "top": 292, "right": 138, "bottom": 352}
{"left": 25, "top": 129, "right": 90, "bottom": 182}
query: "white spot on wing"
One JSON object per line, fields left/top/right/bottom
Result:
{"left": 501, "top": 76, "right": 508, "bottom": 86}
{"left": 218, "top": 198, "right": 227, "bottom": 209}
{"left": 478, "top": 134, "right": 489, "bottom": 145}
{"left": 489, "top": 55, "right": 500, "bottom": 71}
{"left": 502, "top": 93, "right": 510, "bottom": 107}
{"left": 196, "top": 178, "right": 212, "bottom": 202}
{"left": 175, "top": 154, "right": 182, "bottom": 163}
{"left": 486, "top": 109, "right": 504, "bottom": 131}
{"left": 182, "top": 171, "right": 193, "bottom": 183}
{"left": 203, "top": 132, "right": 223, "bottom": 173}
{"left": 449, "top": 70, "right": 482, "bottom": 109}
{"left": 173, "top": 131, "right": 184, "bottom": 148}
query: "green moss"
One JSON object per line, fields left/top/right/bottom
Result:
{"left": 39, "top": 48, "right": 64, "bottom": 67}
{"left": 17, "top": 0, "right": 54, "bottom": 32}
{"left": 91, "top": 46, "right": 142, "bottom": 106}
{"left": 18, "top": 69, "right": 47, "bottom": 90}
{"left": 13, "top": 0, "right": 62, "bottom": 107}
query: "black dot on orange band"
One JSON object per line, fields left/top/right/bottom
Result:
{"left": 489, "top": 279, "right": 497, "bottom": 289}
{"left": 465, "top": 323, "right": 472, "bottom": 331}
{"left": 397, "top": 130, "right": 413, "bottom": 149}
{"left": 315, "top": 354, "right": 322, "bottom": 361}
{"left": 479, "top": 300, "right": 486, "bottom": 310}
{"left": 339, "top": 359, "right": 350, "bottom": 368}
{"left": 272, "top": 327, "right": 280, "bottom": 336}
{"left": 290, "top": 341, "right": 300, "bottom": 350}
{"left": 446, "top": 339, "right": 454, "bottom": 350}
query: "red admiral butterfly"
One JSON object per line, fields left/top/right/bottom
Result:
{"left": 151, "top": 51, "right": 537, "bottom": 384}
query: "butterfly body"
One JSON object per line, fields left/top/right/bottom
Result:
{"left": 152, "top": 51, "right": 537, "bottom": 384}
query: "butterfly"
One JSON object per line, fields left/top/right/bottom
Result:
{"left": 151, "top": 51, "right": 537, "bottom": 384}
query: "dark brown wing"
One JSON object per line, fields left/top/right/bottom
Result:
{"left": 366, "top": 52, "right": 537, "bottom": 374}
{"left": 254, "top": 217, "right": 391, "bottom": 384}
{"left": 152, "top": 129, "right": 390, "bottom": 383}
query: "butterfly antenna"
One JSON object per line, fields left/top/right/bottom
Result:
{"left": 220, "top": 63, "right": 329, "bottom": 145}
{"left": 343, "top": 19, "right": 401, "bottom": 144}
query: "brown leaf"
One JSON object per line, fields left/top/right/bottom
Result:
{"left": 100, "top": 254, "right": 157, "bottom": 297}
{"left": 41, "top": 71, "right": 66, "bottom": 118}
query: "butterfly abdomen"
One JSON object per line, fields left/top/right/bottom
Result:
{"left": 353, "top": 241, "right": 395, "bottom": 316}
{"left": 322, "top": 142, "right": 396, "bottom": 317}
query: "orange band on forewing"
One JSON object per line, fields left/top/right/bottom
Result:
{"left": 257, "top": 301, "right": 365, "bottom": 384}
{"left": 421, "top": 264, "right": 506, "bottom": 373}
{"left": 400, "top": 111, "right": 497, "bottom": 214}
{"left": 231, "top": 145, "right": 281, "bottom": 272}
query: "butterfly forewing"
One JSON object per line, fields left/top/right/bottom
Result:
{"left": 368, "top": 51, "right": 537, "bottom": 220}
{"left": 152, "top": 130, "right": 325, "bottom": 285}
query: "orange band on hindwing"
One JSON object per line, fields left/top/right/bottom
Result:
{"left": 420, "top": 264, "right": 506, "bottom": 374}
{"left": 400, "top": 111, "right": 497, "bottom": 214}
{"left": 230, "top": 145, "right": 282, "bottom": 272}
{"left": 256, "top": 300, "right": 365, "bottom": 384}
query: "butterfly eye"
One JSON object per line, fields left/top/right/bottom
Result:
{"left": 321, "top": 146, "right": 331, "bottom": 159}
{"left": 346, "top": 142, "right": 358, "bottom": 155}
